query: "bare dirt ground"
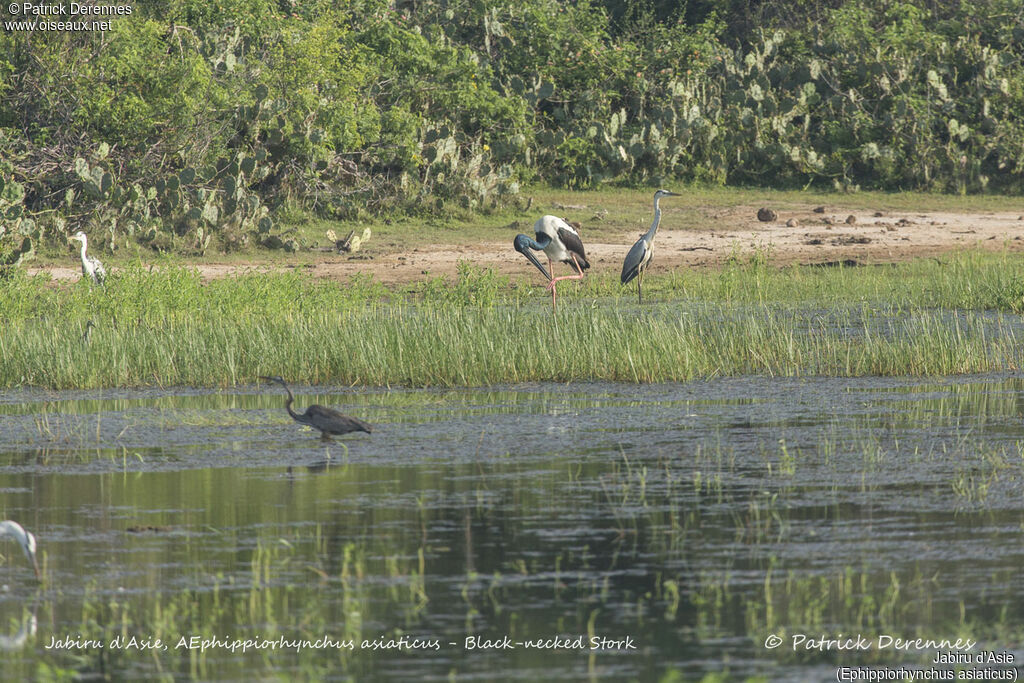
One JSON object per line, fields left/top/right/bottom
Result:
{"left": 34, "top": 204, "right": 1024, "bottom": 285}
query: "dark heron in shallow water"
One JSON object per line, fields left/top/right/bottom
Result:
{"left": 259, "top": 376, "right": 372, "bottom": 441}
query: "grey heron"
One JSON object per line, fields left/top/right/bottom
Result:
{"left": 513, "top": 215, "right": 591, "bottom": 310}
{"left": 259, "top": 376, "right": 372, "bottom": 441}
{"left": 0, "top": 521, "right": 40, "bottom": 578}
{"left": 69, "top": 231, "right": 106, "bottom": 286}
{"left": 620, "top": 189, "right": 680, "bottom": 303}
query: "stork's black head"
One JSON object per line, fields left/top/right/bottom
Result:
{"left": 513, "top": 233, "right": 533, "bottom": 254}
{"left": 513, "top": 233, "right": 552, "bottom": 281}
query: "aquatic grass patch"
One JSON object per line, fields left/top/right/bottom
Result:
{"left": 4, "top": 253, "right": 1024, "bottom": 388}
{"left": 10, "top": 250, "right": 1024, "bottom": 318}
{"left": 572, "top": 248, "right": 1024, "bottom": 312}
{"left": 3, "top": 300, "right": 1024, "bottom": 389}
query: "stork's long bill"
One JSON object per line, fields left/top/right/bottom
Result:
{"left": 513, "top": 233, "right": 552, "bottom": 280}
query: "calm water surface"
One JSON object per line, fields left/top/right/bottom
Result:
{"left": 3, "top": 376, "right": 1024, "bottom": 681}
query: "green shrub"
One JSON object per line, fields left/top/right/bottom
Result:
{"left": 3, "top": 0, "right": 1024, "bottom": 260}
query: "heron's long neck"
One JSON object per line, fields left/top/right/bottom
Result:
{"left": 78, "top": 240, "right": 89, "bottom": 265}
{"left": 643, "top": 199, "right": 663, "bottom": 242}
{"left": 0, "top": 521, "right": 24, "bottom": 545}
{"left": 283, "top": 385, "right": 301, "bottom": 420}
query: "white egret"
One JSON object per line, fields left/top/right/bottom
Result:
{"left": 0, "top": 613, "right": 37, "bottom": 651}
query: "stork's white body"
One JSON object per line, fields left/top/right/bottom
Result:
{"left": 70, "top": 231, "right": 106, "bottom": 286}
{"left": 533, "top": 215, "right": 580, "bottom": 264}
{"left": 514, "top": 213, "right": 590, "bottom": 311}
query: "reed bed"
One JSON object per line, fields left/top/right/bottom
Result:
{"left": 3, "top": 251, "right": 1024, "bottom": 388}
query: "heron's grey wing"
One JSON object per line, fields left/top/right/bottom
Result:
{"left": 92, "top": 258, "right": 107, "bottom": 284}
{"left": 621, "top": 238, "right": 648, "bottom": 284}
{"left": 307, "top": 405, "right": 373, "bottom": 434}
{"left": 556, "top": 227, "right": 590, "bottom": 271}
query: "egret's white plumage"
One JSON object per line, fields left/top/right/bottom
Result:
{"left": 0, "top": 520, "right": 40, "bottom": 578}
{"left": 70, "top": 231, "right": 106, "bottom": 286}
{"left": 621, "top": 189, "right": 679, "bottom": 303}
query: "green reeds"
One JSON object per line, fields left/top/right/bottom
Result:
{"left": 3, "top": 252, "right": 1024, "bottom": 388}
{"left": 4, "top": 301, "right": 1021, "bottom": 388}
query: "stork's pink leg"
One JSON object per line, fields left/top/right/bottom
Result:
{"left": 545, "top": 255, "right": 585, "bottom": 311}
{"left": 546, "top": 255, "right": 586, "bottom": 287}
{"left": 547, "top": 257, "right": 557, "bottom": 311}
{"left": 548, "top": 272, "right": 586, "bottom": 285}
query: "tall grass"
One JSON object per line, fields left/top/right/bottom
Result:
{"left": 3, "top": 252, "right": 1024, "bottom": 388}
{"left": 576, "top": 248, "right": 1024, "bottom": 312}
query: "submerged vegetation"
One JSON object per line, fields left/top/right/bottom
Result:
{"left": 4, "top": 251, "right": 1024, "bottom": 389}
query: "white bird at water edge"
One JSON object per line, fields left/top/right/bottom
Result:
{"left": 0, "top": 521, "right": 40, "bottom": 578}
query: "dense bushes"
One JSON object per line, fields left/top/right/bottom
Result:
{"left": 0, "top": 0, "right": 1023, "bottom": 259}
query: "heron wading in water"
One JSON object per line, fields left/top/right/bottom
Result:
{"left": 69, "top": 231, "right": 106, "bottom": 286}
{"left": 260, "top": 376, "right": 372, "bottom": 441}
{"left": 513, "top": 215, "right": 591, "bottom": 311}
{"left": 0, "top": 521, "right": 40, "bottom": 578}
{"left": 621, "top": 189, "right": 680, "bottom": 304}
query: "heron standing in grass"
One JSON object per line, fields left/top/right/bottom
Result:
{"left": 69, "top": 231, "right": 106, "bottom": 286}
{"left": 621, "top": 189, "right": 680, "bottom": 304}
{"left": 259, "top": 376, "right": 372, "bottom": 441}
{"left": 0, "top": 521, "right": 40, "bottom": 578}
{"left": 514, "top": 215, "right": 591, "bottom": 311}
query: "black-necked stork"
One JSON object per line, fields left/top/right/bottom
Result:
{"left": 621, "top": 189, "right": 679, "bottom": 304}
{"left": 0, "top": 520, "right": 40, "bottom": 578}
{"left": 514, "top": 215, "right": 591, "bottom": 310}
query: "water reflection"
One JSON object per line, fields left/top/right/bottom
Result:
{"left": 2, "top": 377, "right": 1024, "bottom": 680}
